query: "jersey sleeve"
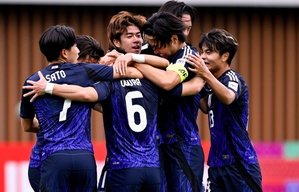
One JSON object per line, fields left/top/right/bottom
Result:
{"left": 92, "top": 81, "right": 112, "bottom": 102}
{"left": 78, "top": 63, "right": 114, "bottom": 81}
{"left": 20, "top": 78, "right": 35, "bottom": 119}
{"left": 166, "top": 83, "right": 183, "bottom": 97}
{"left": 223, "top": 70, "right": 242, "bottom": 100}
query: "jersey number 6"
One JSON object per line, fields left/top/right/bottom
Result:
{"left": 125, "top": 91, "right": 147, "bottom": 132}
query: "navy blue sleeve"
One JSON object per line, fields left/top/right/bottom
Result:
{"left": 166, "top": 83, "right": 183, "bottom": 97}
{"left": 92, "top": 81, "right": 112, "bottom": 102}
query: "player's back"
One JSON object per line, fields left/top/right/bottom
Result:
{"left": 22, "top": 62, "right": 113, "bottom": 161}
{"left": 101, "top": 78, "right": 161, "bottom": 170}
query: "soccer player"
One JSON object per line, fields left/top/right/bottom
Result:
{"left": 141, "top": 0, "right": 197, "bottom": 56}
{"left": 23, "top": 12, "right": 204, "bottom": 192}
{"left": 24, "top": 118, "right": 41, "bottom": 192}
{"left": 76, "top": 35, "right": 104, "bottom": 63}
{"left": 186, "top": 28, "right": 262, "bottom": 192}
{"left": 158, "top": 0, "right": 196, "bottom": 37}
{"left": 134, "top": 12, "right": 205, "bottom": 192}
{"left": 25, "top": 34, "right": 107, "bottom": 192}
{"left": 20, "top": 25, "right": 142, "bottom": 191}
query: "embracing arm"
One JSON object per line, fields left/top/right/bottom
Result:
{"left": 134, "top": 64, "right": 182, "bottom": 90}
{"left": 113, "top": 53, "right": 169, "bottom": 75}
{"left": 51, "top": 85, "right": 99, "bottom": 102}
{"left": 181, "top": 75, "right": 205, "bottom": 96}
{"left": 136, "top": 54, "right": 169, "bottom": 69}
{"left": 23, "top": 71, "right": 99, "bottom": 102}
{"left": 113, "top": 66, "right": 143, "bottom": 79}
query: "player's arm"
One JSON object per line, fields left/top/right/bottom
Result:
{"left": 23, "top": 71, "right": 105, "bottom": 103}
{"left": 181, "top": 75, "right": 205, "bottom": 96}
{"left": 199, "top": 95, "right": 208, "bottom": 114}
{"left": 93, "top": 103, "right": 103, "bottom": 113}
{"left": 21, "top": 117, "right": 39, "bottom": 133}
{"left": 186, "top": 54, "right": 235, "bottom": 105}
{"left": 202, "top": 73, "right": 235, "bottom": 105}
{"left": 134, "top": 63, "right": 187, "bottom": 90}
{"left": 130, "top": 54, "right": 169, "bottom": 68}
{"left": 113, "top": 66, "right": 144, "bottom": 79}
{"left": 114, "top": 53, "right": 169, "bottom": 75}
{"left": 99, "top": 49, "right": 123, "bottom": 66}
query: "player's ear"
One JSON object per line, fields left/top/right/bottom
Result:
{"left": 171, "top": 35, "right": 178, "bottom": 44}
{"left": 113, "top": 39, "right": 121, "bottom": 48}
{"left": 61, "top": 49, "right": 68, "bottom": 59}
{"left": 222, "top": 52, "right": 229, "bottom": 62}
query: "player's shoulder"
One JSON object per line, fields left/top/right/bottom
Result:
{"left": 186, "top": 42, "right": 198, "bottom": 53}
{"left": 223, "top": 69, "right": 248, "bottom": 92}
{"left": 223, "top": 69, "right": 243, "bottom": 82}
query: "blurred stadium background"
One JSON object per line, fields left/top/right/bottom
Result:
{"left": 0, "top": 0, "right": 298, "bottom": 191}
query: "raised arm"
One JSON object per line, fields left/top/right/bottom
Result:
{"left": 186, "top": 54, "right": 235, "bottom": 105}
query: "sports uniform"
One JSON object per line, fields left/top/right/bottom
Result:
{"left": 20, "top": 62, "right": 113, "bottom": 191}
{"left": 159, "top": 45, "right": 205, "bottom": 192}
{"left": 28, "top": 133, "right": 43, "bottom": 192}
{"left": 202, "top": 69, "right": 262, "bottom": 192}
{"left": 98, "top": 78, "right": 164, "bottom": 192}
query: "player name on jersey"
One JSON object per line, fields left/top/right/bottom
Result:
{"left": 45, "top": 70, "right": 66, "bottom": 82}
{"left": 120, "top": 78, "right": 142, "bottom": 87}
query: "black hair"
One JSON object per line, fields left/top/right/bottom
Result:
{"left": 76, "top": 35, "right": 104, "bottom": 60}
{"left": 199, "top": 28, "right": 239, "bottom": 65}
{"left": 143, "top": 12, "right": 186, "bottom": 49}
{"left": 39, "top": 25, "right": 76, "bottom": 62}
{"left": 158, "top": 0, "right": 196, "bottom": 24}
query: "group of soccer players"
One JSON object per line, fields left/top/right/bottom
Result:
{"left": 20, "top": 0, "right": 262, "bottom": 192}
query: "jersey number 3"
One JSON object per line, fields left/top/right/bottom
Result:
{"left": 125, "top": 91, "right": 147, "bottom": 132}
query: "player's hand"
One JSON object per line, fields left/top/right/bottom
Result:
{"left": 185, "top": 54, "right": 209, "bottom": 78}
{"left": 23, "top": 71, "right": 48, "bottom": 102}
{"left": 113, "top": 54, "right": 133, "bottom": 76}
{"left": 99, "top": 50, "right": 122, "bottom": 66}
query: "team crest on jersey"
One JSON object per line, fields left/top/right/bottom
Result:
{"left": 208, "top": 94, "right": 212, "bottom": 107}
{"left": 175, "top": 58, "right": 186, "bottom": 65}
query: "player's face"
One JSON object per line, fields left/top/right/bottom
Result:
{"left": 200, "top": 44, "right": 224, "bottom": 75}
{"left": 146, "top": 35, "right": 177, "bottom": 59}
{"left": 66, "top": 44, "right": 80, "bottom": 63}
{"left": 181, "top": 14, "right": 192, "bottom": 37}
{"left": 118, "top": 25, "right": 143, "bottom": 54}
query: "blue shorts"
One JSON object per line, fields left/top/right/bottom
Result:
{"left": 207, "top": 163, "right": 262, "bottom": 192}
{"left": 28, "top": 166, "right": 41, "bottom": 192}
{"left": 107, "top": 167, "right": 161, "bottom": 192}
{"left": 40, "top": 149, "right": 97, "bottom": 192}
{"left": 161, "top": 141, "right": 205, "bottom": 192}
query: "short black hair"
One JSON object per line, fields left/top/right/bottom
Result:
{"left": 143, "top": 12, "right": 186, "bottom": 49}
{"left": 76, "top": 35, "right": 104, "bottom": 60}
{"left": 39, "top": 25, "right": 76, "bottom": 62}
{"left": 199, "top": 28, "right": 239, "bottom": 65}
{"left": 158, "top": 0, "right": 196, "bottom": 24}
